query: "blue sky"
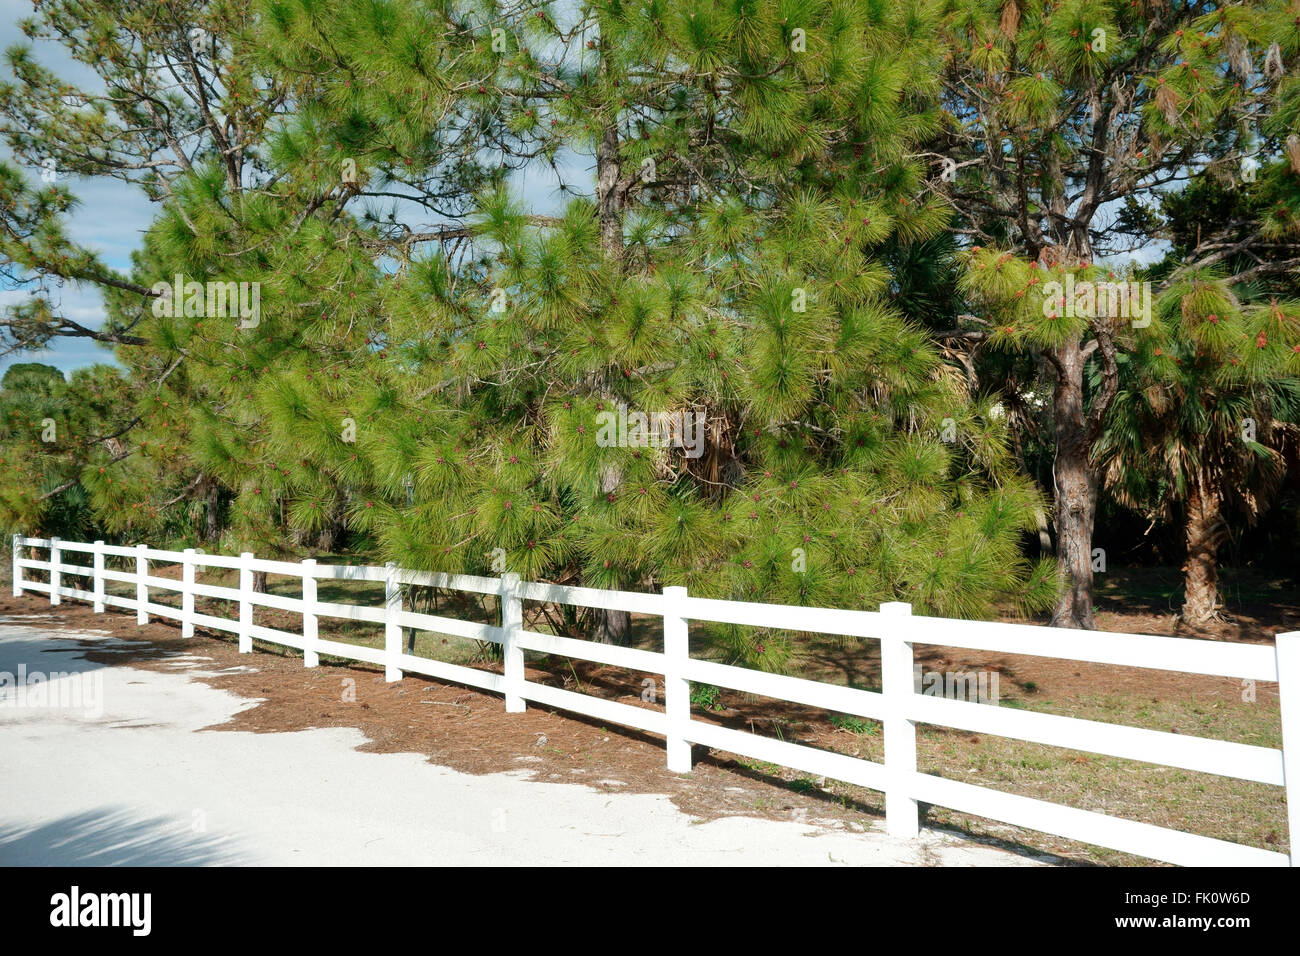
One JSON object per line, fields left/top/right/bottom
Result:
{"left": 1, "top": 0, "right": 155, "bottom": 377}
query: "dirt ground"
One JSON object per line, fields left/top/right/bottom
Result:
{"left": 0, "top": 592, "right": 1073, "bottom": 864}
{"left": 2, "top": 559, "right": 1292, "bottom": 865}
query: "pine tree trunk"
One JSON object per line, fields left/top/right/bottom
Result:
{"left": 203, "top": 478, "right": 221, "bottom": 543}
{"left": 1181, "top": 477, "right": 1222, "bottom": 625}
{"left": 592, "top": 465, "right": 631, "bottom": 644}
{"left": 1050, "top": 335, "right": 1098, "bottom": 630}
{"left": 591, "top": 608, "right": 631, "bottom": 645}
{"left": 595, "top": 120, "right": 623, "bottom": 258}
{"left": 590, "top": 80, "right": 632, "bottom": 644}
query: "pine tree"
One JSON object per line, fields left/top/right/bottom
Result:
{"left": 3, "top": 0, "right": 1058, "bottom": 668}
{"left": 936, "top": 0, "right": 1300, "bottom": 627}
{"left": 1096, "top": 160, "right": 1300, "bottom": 625}
{"left": 2, "top": 0, "right": 509, "bottom": 556}
{"left": 283, "top": 0, "right": 1056, "bottom": 662}
{"left": 0, "top": 362, "right": 134, "bottom": 538}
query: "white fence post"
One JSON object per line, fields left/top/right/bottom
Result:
{"left": 12, "top": 534, "right": 22, "bottom": 597}
{"left": 181, "top": 547, "right": 196, "bottom": 637}
{"left": 48, "top": 535, "right": 61, "bottom": 606}
{"left": 302, "top": 558, "right": 318, "bottom": 668}
{"left": 1277, "top": 632, "right": 1300, "bottom": 866}
{"left": 881, "top": 600, "right": 919, "bottom": 839}
{"left": 663, "top": 585, "right": 692, "bottom": 772}
{"left": 238, "top": 552, "right": 253, "bottom": 653}
{"left": 92, "top": 540, "right": 105, "bottom": 613}
{"left": 384, "top": 561, "right": 403, "bottom": 682}
{"left": 135, "top": 543, "right": 148, "bottom": 625}
{"left": 501, "top": 572, "right": 525, "bottom": 713}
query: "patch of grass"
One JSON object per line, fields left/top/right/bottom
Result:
{"left": 788, "top": 776, "right": 818, "bottom": 794}
{"left": 830, "top": 713, "right": 878, "bottom": 735}
{"left": 690, "top": 682, "right": 724, "bottom": 711}
{"left": 738, "top": 757, "right": 783, "bottom": 776}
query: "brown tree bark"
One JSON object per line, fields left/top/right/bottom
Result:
{"left": 595, "top": 120, "right": 624, "bottom": 261}
{"left": 590, "top": 80, "right": 632, "bottom": 643}
{"left": 590, "top": 74, "right": 634, "bottom": 642}
{"left": 1048, "top": 333, "right": 1110, "bottom": 630}
{"left": 591, "top": 460, "right": 631, "bottom": 644}
{"left": 203, "top": 478, "right": 222, "bottom": 544}
{"left": 1051, "top": 448, "right": 1097, "bottom": 629}
{"left": 591, "top": 605, "right": 631, "bottom": 644}
{"left": 1181, "top": 477, "right": 1223, "bottom": 625}
{"left": 1038, "top": 205, "right": 1119, "bottom": 628}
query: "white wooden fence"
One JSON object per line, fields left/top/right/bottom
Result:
{"left": 10, "top": 533, "right": 1299, "bottom": 867}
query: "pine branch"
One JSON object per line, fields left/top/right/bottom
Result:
{"left": 37, "top": 447, "right": 133, "bottom": 501}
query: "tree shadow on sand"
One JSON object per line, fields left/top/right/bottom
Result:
{"left": 0, "top": 807, "right": 252, "bottom": 866}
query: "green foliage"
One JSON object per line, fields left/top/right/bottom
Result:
{"left": 689, "top": 682, "right": 724, "bottom": 712}
{"left": 1097, "top": 176, "right": 1300, "bottom": 549}
{"left": 829, "top": 713, "right": 877, "bottom": 735}
{"left": 0, "top": 362, "right": 134, "bottom": 539}
{"left": 0, "top": 0, "right": 1090, "bottom": 667}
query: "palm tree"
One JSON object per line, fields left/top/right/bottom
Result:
{"left": 1096, "top": 280, "right": 1300, "bottom": 625}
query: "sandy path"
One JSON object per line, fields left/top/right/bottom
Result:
{"left": 0, "top": 621, "right": 1041, "bottom": 866}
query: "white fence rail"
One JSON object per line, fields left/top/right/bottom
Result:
{"left": 10, "top": 534, "right": 1298, "bottom": 867}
